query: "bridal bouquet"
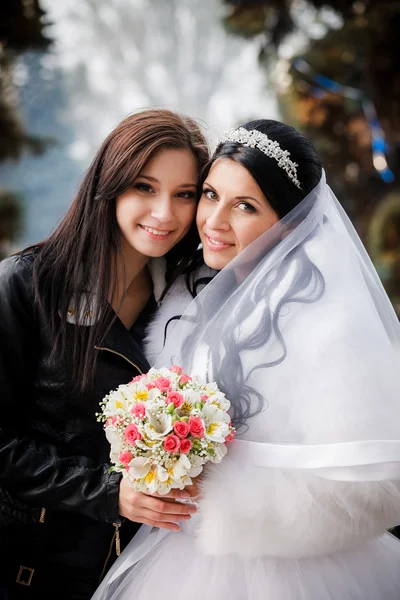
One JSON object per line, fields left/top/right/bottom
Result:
{"left": 97, "top": 366, "right": 235, "bottom": 495}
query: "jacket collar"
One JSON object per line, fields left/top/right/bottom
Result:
{"left": 99, "top": 311, "right": 152, "bottom": 375}
{"left": 66, "top": 258, "right": 166, "bottom": 374}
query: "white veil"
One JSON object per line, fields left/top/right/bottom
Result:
{"left": 155, "top": 171, "right": 400, "bottom": 482}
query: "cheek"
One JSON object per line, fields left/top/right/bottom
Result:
{"left": 115, "top": 198, "right": 127, "bottom": 231}
{"left": 115, "top": 194, "right": 141, "bottom": 225}
{"left": 238, "top": 215, "right": 277, "bottom": 248}
{"left": 196, "top": 201, "right": 208, "bottom": 229}
{"left": 179, "top": 203, "right": 197, "bottom": 230}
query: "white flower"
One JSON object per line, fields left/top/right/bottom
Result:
{"left": 103, "top": 387, "right": 132, "bottom": 416}
{"left": 203, "top": 381, "right": 219, "bottom": 395}
{"left": 105, "top": 426, "right": 123, "bottom": 457}
{"left": 135, "top": 438, "right": 162, "bottom": 451}
{"left": 171, "top": 453, "right": 191, "bottom": 478}
{"left": 209, "top": 443, "right": 228, "bottom": 463}
{"left": 128, "top": 383, "right": 162, "bottom": 404}
{"left": 187, "top": 464, "right": 203, "bottom": 478}
{"left": 156, "top": 465, "right": 169, "bottom": 483}
{"left": 191, "top": 374, "right": 206, "bottom": 387}
{"left": 202, "top": 405, "right": 230, "bottom": 443}
{"left": 128, "top": 456, "right": 152, "bottom": 479}
{"left": 144, "top": 411, "right": 173, "bottom": 439}
{"left": 189, "top": 454, "right": 204, "bottom": 468}
{"left": 183, "top": 389, "right": 202, "bottom": 405}
{"left": 204, "top": 391, "right": 231, "bottom": 412}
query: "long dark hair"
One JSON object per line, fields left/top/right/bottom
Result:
{"left": 24, "top": 109, "right": 209, "bottom": 391}
{"left": 181, "top": 120, "right": 325, "bottom": 429}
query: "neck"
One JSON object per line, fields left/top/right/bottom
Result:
{"left": 113, "top": 241, "right": 150, "bottom": 309}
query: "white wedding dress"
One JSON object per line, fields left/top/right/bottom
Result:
{"left": 93, "top": 174, "right": 400, "bottom": 600}
{"left": 93, "top": 517, "right": 400, "bottom": 600}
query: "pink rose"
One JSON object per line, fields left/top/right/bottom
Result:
{"left": 166, "top": 391, "right": 185, "bottom": 408}
{"left": 131, "top": 402, "right": 146, "bottom": 419}
{"left": 179, "top": 374, "right": 192, "bottom": 386}
{"left": 131, "top": 375, "right": 143, "bottom": 383}
{"left": 188, "top": 416, "right": 204, "bottom": 438}
{"left": 119, "top": 450, "right": 133, "bottom": 466}
{"left": 180, "top": 438, "right": 192, "bottom": 454}
{"left": 171, "top": 365, "right": 183, "bottom": 375}
{"left": 163, "top": 434, "right": 181, "bottom": 453}
{"left": 124, "top": 423, "right": 142, "bottom": 445}
{"left": 154, "top": 377, "right": 172, "bottom": 393}
{"left": 201, "top": 395, "right": 209, "bottom": 401}
{"left": 146, "top": 382, "right": 156, "bottom": 390}
{"left": 225, "top": 431, "right": 235, "bottom": 443}
{"left": 173, "top": 420, "right": 189, "bottom": 438}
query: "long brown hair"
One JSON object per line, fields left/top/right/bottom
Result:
{"left": 27, "top": 109, "right": 209, "bottom": 390}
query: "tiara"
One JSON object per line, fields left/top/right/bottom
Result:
{"left": 219, "top": 127, "right": 301, "bottom": 189}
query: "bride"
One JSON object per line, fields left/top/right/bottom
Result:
{"left": 93, "top": 119, "right": 400, "bottom": 599}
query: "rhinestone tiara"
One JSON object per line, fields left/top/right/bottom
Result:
{"left": 219, "top": 127, "right": 301, "bottom": 189}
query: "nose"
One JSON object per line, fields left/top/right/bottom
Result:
{"left": 205, "top": 202, "right": 230, "bottom": 231}
{"left": 151, "top": 194, "right": 175, "bottom": 224}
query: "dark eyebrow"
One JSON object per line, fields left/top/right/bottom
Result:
{"left": 136, "top": 174, "right": 197, "bottom": 188}
{"left": 137, "top": 175, "right": 159, "bottom": 183}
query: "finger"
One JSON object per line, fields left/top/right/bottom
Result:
{"left": 139, "top": 507, "right": 189, "bottom": 525}
{"left": 137, "top": 516, "right": 180, "bottom": 532}
{"left": 153, "top": 521, "right": 180, "bottom": 531}
{"left": 140, "top": 496, "right": 197, "bottom": 515}
{"left": 153, "top": 489, "right": 191, "bottom": 500}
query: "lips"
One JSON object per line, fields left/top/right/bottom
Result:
{"left": 203, "top": 233, "right": 234, "bottom": 250}
{"left": 140, "top": 225, "right": 173, "bottom": 236}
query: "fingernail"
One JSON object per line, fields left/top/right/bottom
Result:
{"left": 181, "top": 492, "right": 190, "bottom": 498}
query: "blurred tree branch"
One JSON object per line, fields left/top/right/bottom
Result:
{"left": 0, "top": 0, "right": 52, "bottom": 254}
{"left": 0, "top": 0, "right": 51, "bottom": 161}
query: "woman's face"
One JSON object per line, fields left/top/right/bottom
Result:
{"left": 196, "top": 158, "right": 279, "bottom": 270}
{"left": 116, "top": 148, "right": 198, "bottom": 261}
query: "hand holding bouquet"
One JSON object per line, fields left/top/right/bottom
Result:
{"left": 97, "top": 366, "right": 235, "bottom": 495}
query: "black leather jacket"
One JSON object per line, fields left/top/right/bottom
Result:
{"left": 0, "top": 253, "right": 152, "bottom": 596}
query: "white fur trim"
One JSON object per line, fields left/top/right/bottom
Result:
{"left": 196, "top": 456, "right": 400, "bottom": 559}
{"left": 144, "top": 265, "right": 213, "bottom": 364}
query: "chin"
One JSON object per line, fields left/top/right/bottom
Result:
{"left": 202, "top": 251, "right": 231, "bottom": 271}
{"left": 133, "top": 240, "right": 177, "bottom": 258}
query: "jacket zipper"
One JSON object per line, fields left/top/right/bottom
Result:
{"left": 39, "top": 507, "right": 46, "bottom": 523}
{"left": 95, "top": 347, "right": 142, "bottom": 581}
{"left": 98, "top": 523, "right": 121, "bottom": 584}
{"left": 94, "top": 346, "right": 143, "bottom": 374}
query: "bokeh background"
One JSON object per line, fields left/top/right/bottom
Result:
{"left": 1, "top": 0, "right": 400, "bottom": 315}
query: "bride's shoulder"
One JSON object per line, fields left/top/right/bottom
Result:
{"left": 164, "top": 263, "right": 214, "bottom": 301}
{"left": 144, "top": 263, "right": 214, "bottom": 363}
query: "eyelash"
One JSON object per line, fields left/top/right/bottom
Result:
{"left": 134, "top": 183, "right": 196, "bottom": 199}
{"left": 203, "top": 188, "right": 218, "bottom": 201}
{"left": 238, "top": 202, "right": 256, "bottom": 213}
{"left": 134, "top": 183, "right": 153, "bottom": 193}
{"left": 202, "top": 188, "right": 256, "bottom": 213}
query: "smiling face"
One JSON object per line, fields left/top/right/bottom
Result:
{"left": 116, "top": 148, "right": 198, "bottom": 262}
{"left": 196, "top": 158, "right": 279, "bottom": 270}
